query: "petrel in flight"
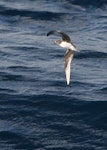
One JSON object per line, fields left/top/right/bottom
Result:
{"left": 47, "top": 30, "right": 79, "bottom": 85}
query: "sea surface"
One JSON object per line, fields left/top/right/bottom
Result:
{"left": 0, "top": 0, "right": 107, "bottom": 149}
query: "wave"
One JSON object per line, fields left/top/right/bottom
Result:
{"left": 0, "top": 131, "right": 36, "bottom": 149}
{"left": 75, "top": 50, "right": 107, "bottom": 59}
{"left": 96, "top": 86, "right": 107, "bottom": 94}
{"left": 0, "top": 6, "right": 66, "bottom": 20}
{"left": 69, "top": 0, "right": 107, "bottom": 8}
{"left": 0, "top": 71, "right": 24, "bottom": 81}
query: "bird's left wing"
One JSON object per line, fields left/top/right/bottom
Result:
{"left": 64, "top": 50, "right": 74, "bottom": 85}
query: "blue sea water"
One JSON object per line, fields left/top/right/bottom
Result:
{"left": 0, "top": 0, "right": 107, "bottom": 149}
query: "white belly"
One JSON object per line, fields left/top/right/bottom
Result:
{"left": 60, "top": 41, "right": 77, "bottom": 51}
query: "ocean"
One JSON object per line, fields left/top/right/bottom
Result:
{"left": 0, "top": 0, "right": 107, "bottom": 149}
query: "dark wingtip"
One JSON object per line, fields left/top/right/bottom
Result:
{"left": 47, "top": 32, "right": 50, "bottom": 36}
{"left": 47, "top": 30, "right": 56, "bottom": 36}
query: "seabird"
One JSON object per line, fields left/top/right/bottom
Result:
{"left": 47, "top": 30, "right": 79, "bottom": 85}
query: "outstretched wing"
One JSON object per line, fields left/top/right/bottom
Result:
{"left": 47, "top": 30, "right": 71, "bottom": 42}
{"left": 64, "top": 50, "right": 74, "bottom": 85}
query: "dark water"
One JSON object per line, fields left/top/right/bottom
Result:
{"left": 0, "top": 0, "right": 107, "bottom": 149}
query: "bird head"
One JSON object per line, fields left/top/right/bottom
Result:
{"left": 55, "top": 40, "right": 62, "bottom": 45}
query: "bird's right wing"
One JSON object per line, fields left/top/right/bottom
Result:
{"left": 64, "top": 50, "right": 74, "bottom": 85}
{"left": 47, "top": 30, "right": 71, "bottom": 42}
